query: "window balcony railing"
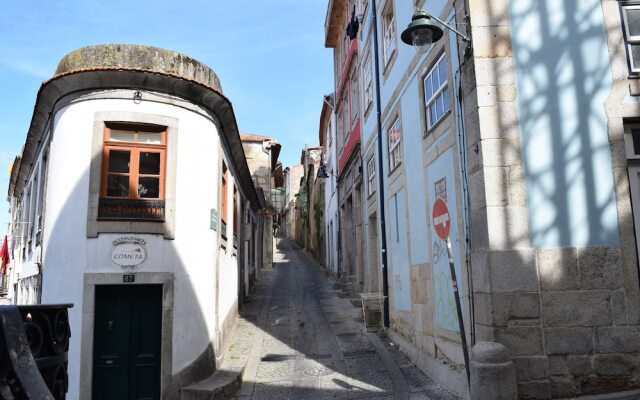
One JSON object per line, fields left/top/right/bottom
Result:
{"left": 98, "top": 198, "right": 165, "bottom": 221}
{"left": 0, "top": 303, "right": 73, "bottom": 399}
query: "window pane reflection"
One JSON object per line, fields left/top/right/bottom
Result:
{"left": 108, "top": 150, "right": 130, "bottom": 173}
{"left": 139, "top": 152, "right": 161, "bottom": 174}
{"left": 138, "top": 177, "right": 160, "bottom": 198}
{"left": 107, "top": 175, "right": 129, "bottom": 197}
{"left": 138, "top": 132, "right": 162, "bottom": 144}
{"left": 109, "top": 130, "right": 136, "bottom": 142}
{"left": 631, "top": 44, "right": 640, "bottom": 72}
{"left": 627, "top": 8, "right": 640, "bottom": 37}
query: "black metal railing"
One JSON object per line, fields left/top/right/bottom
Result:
{"left": 221, "top": 220, "right": 227, "bottom": 240}
{"left": 0, "top": 304, "right": 72, "bottom": 399}
{"left": 98, "top": 198, "right": 165, "bottom": 221}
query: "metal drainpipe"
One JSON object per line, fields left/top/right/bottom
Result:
{"left": 371, "top": 0, "right": 390, "bottom": 328}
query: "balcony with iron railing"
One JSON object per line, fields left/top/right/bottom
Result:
{"left": 98, "top": 198, "right": 165, "bottom": 221}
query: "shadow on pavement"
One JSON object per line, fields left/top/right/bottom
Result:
{"left": 224, "top": 238, "right": 459, "bottom": 400}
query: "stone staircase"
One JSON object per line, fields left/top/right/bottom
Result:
{"left": 179, "top": 308, "right": 262, "bottom": 400}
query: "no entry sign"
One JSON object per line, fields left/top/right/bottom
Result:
{"left": 432, "top": 198, "right": 451, "bottom": 240}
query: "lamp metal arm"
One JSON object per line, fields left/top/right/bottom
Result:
{"left": 422, "top": 11, "right": 471, "bottom": 43}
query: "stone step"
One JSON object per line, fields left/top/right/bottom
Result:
{"left": 180, "top": 368, "right": 243, "bottom": 400}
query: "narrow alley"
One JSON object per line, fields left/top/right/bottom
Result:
{"left": 222, "top": 238, "right": 459, "bottom": 400}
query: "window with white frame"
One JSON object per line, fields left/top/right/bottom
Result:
{"left": 28, "top": 175, "right": 37, "bottom": 242}
{"left": 337, "top": 105, "right": 344, "bottom": 148}
{"left": 622, "top": 3, "right": 640, "bottom": 74}
{"left": 350, "top": 73, "right": 359, "bottom": 124}
{"left": 25, "top": 184, "right": 33, "bottom": 252}
{"left": 388, "top": 117, "right": 402, "bottom": 170}
{"left": 363, "top": 54, "right": 373, "bottom": 112}
{"left": 382, "top": 3, "right": 396, "bottom": 67}
{"left": 341, "top": 88, "right": 349, "bottom": 141}
{"left": 342, "top": 33, "right": 349, "bottom": 65}
{"left": 35, "top": 155, "right": 46, "bottom": 243}
{"left": 367, "top": 155, "right": 376, "bottom": 196}
{"left": 360, "top": 0, "right": 368, "bottom": 23}
{"left": 625, "top": 123, "right": 640, "bottom": 261}
{"left": 424, "top": 54, "right": 450, "bottom": 130}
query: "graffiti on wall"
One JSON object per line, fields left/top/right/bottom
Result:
{"left": 427, "top": 148, "right": 463, "bottom": 331}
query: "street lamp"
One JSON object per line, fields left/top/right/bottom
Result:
{"left": 317, "top": 164, "right": 334, "bottom": 179}
{"left": 400, "top": 11, "right": 444, "bottom": 53}
{"left": 400, "top": 10, "right": 471, "bottom": 53}
{"left": 317, "top": 165, "right": 329, "bottom": 179}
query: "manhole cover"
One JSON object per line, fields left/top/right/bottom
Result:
{"left": 303, "top": 366, "right": 334, "bottom": 377}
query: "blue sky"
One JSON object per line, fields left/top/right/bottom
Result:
{"left": 0, "top": 0, "right": 333, "bottom": 231}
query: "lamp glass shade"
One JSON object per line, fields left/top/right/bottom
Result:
{"left": 317, "top": 165, "right": 329, "bottom": 179}
{"left": 411, "top": 28, "right": 433, "bottom": 54}
{"left": 400, "top": 11, "right": 444, "bottom": 51}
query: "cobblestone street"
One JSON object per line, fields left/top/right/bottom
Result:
{"left": 224, "top": 238, "right": 460, "bottom": 400}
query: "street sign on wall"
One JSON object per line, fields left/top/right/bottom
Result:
{"left": 432, "top": 198, "right": 451, "bottom": 240}
{"left": 210, "top": 209, "right": 218, "bottom": 231}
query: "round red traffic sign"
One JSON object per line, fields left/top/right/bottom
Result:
{"left": 432, "top": 198, "right": 451, "bottom": 240}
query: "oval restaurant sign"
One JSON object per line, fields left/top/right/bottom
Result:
{"left": 432, "top": 198, "right": 451, "bottom": 240}
{"left": 111, "top": 236, "right": 147, "bottom": 267}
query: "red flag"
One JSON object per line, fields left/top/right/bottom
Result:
{"left": 0, "top": 236, "right": 9, "bottom": 275}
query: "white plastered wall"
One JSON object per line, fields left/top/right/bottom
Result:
{"left": 40, "top": 95, "right": 238, "bottom": 398}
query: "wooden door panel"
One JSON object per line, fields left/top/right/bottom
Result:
{"left": 129, "top": 285, "right": 161, "bottom": 400}
{"left": 93, "top": 285, "right": 162, "bottom": 400}
{"left": 93, "top": 286, "right": 130, "bottom": 399}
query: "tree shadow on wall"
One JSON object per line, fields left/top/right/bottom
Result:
{"left": 507, "top": 0, "right": 620, "bottom": 248}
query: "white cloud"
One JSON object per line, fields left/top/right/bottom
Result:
{"left": 0, "top": 59, "right": 50, "bottom": 79}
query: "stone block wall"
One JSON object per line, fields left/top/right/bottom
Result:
{"left": 473, "top": 246, "right": 640, "bottom": 398}
{"left": 465, "top": 0, "right": 640, "bottom": 397}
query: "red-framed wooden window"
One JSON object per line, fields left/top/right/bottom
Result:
{"left": 221, "top": 162, "right": 228, "bottom": 238}
{"left": 101, "top": 123, "right": 167, "bottom": 200}
{"left": 233, "top": 185, "right": 238, "bottom": 247}
{"left": 98, "top": 123, "right": 167, "bottom": 221}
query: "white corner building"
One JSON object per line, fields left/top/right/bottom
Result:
{"left": 6, "top": 44, "right": 265, "bottom": 399}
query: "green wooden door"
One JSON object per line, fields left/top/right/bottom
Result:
{"left": 93, "top": 285, "right": 162, "bottom": 400}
